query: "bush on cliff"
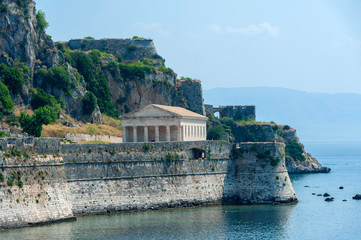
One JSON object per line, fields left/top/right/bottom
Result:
{"left": 82, "top": 91, "right": 97, "bottom": 115}
{"left": 38, "top": 66, "right": 71, "bottom": 92}
{"left": 285, "top": 141, "right": 306, "bottom": 162}
{"left": 0, "top": 64, "right": 24, "bottom": 94}
{"left": 36, "top": 10, "right": 49, "bottom": 33}
{"left": 0, "top": 82, "right": 14, "bottom": 113}
{"left": 31, "top": 88, "right": 59, "bottom": 110}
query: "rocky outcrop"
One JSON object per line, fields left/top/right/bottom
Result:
{"left": 0, "top": 0, "right": 58, "bottom": 76}
{"left": 68, "top": 38, "right": 159, "bottom": 62}
{"left": 179, "top": 79, "right": 205, "bottom": 115}
{"left": 224, "top": 123, "right": 330, "bottom": 174}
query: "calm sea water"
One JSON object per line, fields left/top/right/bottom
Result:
{"left": 1, "top": 141, "right": 361, "bottom": 240}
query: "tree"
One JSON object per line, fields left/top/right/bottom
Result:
{"left": 0, "top": 82, "right": 13, "bottom": 113}
{"left": 82, "top": 92, "right": 97, "bottom": 114}
{"left": 0, "top": 64, "right": 24, "bottom": 94}
{"left": 30, "top": 88, "right": 57, "bottom": 110}
{"left": 207, "top": 125, "right": 226, "bottom": 140}
{"left": 36, "top": 10, "right": 49, "bottom": 33}
{"left": 20, "top": 105, "right": 59, "bottom": 137}
{"left": 41, "top": 66, "right": 71, "bottom": 91}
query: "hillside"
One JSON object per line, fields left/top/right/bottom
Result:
{"left": 204, "top": 87, "right": 361, "bottom": 141}
{"left": 0, "top": 0, "right": 205, "bottom": 137}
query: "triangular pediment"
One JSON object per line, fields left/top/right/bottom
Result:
{"left": 126, "top": 105, "right": 178, "bottom": 118}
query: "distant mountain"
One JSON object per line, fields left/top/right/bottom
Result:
{"left": 204, "top": 87, "right": 361, "bottom": 141}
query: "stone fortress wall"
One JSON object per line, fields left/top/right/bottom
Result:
{"left": 0, "top": 138, "right": 296, "bottom": 229}
{"left": 206, "top": 104, "right": 256, "bottom": 121}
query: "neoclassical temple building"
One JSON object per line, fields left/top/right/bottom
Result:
{"left": 122, "top": 104, "right": 208, "bottom": 142}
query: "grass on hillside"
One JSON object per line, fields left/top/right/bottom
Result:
{"left": 42, "top": 114, "right": 122, "bottom": 138}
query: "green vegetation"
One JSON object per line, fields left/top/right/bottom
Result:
{"left": 82, "top": 91, "right": 97, "bottom": 114}
{"left": 17, "top": 180, "right": 23, "bottom": 188}
{"left": 36, "top": 10, "right": 49, "bottom": 33}
{"left": 152, "top": 54, "right": 165, "bottom": 62}
{"left": 0, "top": 64, "right": 24, "bottom": 94}
{"left": 20, "top": 105, "right": 59, "bottom": 137}
{"left": 143, "top": 143, "right": 150, "bottom": 152}
{"left": 0, "top": 82, "right": 14, "bottom": 113}
{"left": 283, "top": 125, "right": 291, "bottom": 130}
{"left": 31, "top": 88, "right": 59, "bottom": 110}
{"left": 7, "top": 114, "right": 19, "bottom": 127}
{"left": 165, "top": 153, "right": 174, "bottom": 162}
{"left": 285, "top": 141, "right": 306, "bottom": 161}
{"left": 84, "top": 36, "right": 95, "bottom": 40}
{"left": 38, "top": 66, "right": 71, "bottom": 92}
{"left": 207, "top": 125, "right": 226, "bottom": 141}
{"left": 0, "top": 173, "right": 4, "bottom": 182}
{"left": 0, "top": 4, "right": 8, "bottom": 13}
{"left": 7, "top": 178, "right": 14, "bottom": 186}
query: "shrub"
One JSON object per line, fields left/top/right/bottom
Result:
{"left": 31, "top": 88, "right": 58, "bottom": 110}
{"left": 0, "top": 173, "right": 4, "bottom": 182}
{"left": 84, "top": 36, "right": 94, "bottom": 40}
{"left": 143, "top": 143, "right": 150, "bottom": 152}
{"left": 285, "top": 141, "right": 306, "bottom": 161}
{"left": 45, "top": 66, "right": 71, "bottom": 91}
{"left": 20, "top": 105, "right": 59, "bottom": 137}
{"left": 0, "top": 82, "right": 13, "bottom": 113}
{"left": 165, "top": 153, "right": 174, "bottom": 162}
{"left": 283, "top": 125, "right": 291, "bottom": 130}
{"left": 36, "top": 10, "right": 49, "bottom": 33}
{"left": 0, "top": 64, "right": 24, "bottom": 94}
{"left": 82, "top": 91, "right": 97, "bottom": 114}
{"left": 17, "top": 180, "right": 23, "bottom": 188}
{"left": 207, "top": 125, "right": 225, "bottom": 140}
{"left": 7, "top": 178, "right": 14, "bottom": 186}
{"left": 0, "top": 4, "right": 8, "bottom": 13}
{"left": 152, "top": 54, "right": 165, "bottom": 62}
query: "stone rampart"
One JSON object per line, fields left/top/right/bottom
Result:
{"left": 68, "top": 38, "right": 158, "bottom": 61}
{"left": 0, "top": 139, "right": 296, "bottom": 229}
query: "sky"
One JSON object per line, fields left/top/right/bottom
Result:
{"left": 35, "top": 0, "right": 361, "bottom": 93}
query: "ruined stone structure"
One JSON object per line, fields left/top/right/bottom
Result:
{"left": 0, "top": 138, "right": 297, "bottom": 229}
{"left": 206, "top": 104, "right": 256, "bottom": 120}
{"left": 122, "top": 104, "right": 207, "bottom": 142}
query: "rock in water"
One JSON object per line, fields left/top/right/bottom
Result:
{"left": 339, "top": 186, "right": 344, "bottom": 189}
{"left": 323, "top": 193, "right": 330, "bottom": 197}
{"left": 325, "top": 198, "right": 334, "bottom": 202}
{"left": 352, "top": 194, "right": 361, "bottom": 200}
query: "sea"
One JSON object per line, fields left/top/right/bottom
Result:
{"left": 1, "top": 141, "right": 361, "bottom": 240}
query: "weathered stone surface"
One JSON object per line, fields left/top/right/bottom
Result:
{"left": 352, "top": 194, "right": 361, "bottom": 200}
{"left": 0, "top": 139, "right": 297, "bottom": 229}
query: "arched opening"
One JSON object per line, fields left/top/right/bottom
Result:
{"left": 187, "top": 147, "right": 206, "bottom": 159}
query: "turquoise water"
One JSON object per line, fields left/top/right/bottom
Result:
{"left": 1, "top": 141, "right": 361, "bottom": 240}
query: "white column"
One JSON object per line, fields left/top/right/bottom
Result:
{"left": 182, "top": 126, "right": 185, "bottom": 141}
{"left": 133, "top": 127, "right": 137, "bottom": 142}
{"left": 155, "top": 126, "right": 159, "bottom": 142}
{"left": 144, "top": 126, "right": 148, "bottom": 143}
{"left": 123, "top": 127, "right": 127, "bottom": 142}
{"left": 166, "top": 126, "right": 171, "bottom": 142}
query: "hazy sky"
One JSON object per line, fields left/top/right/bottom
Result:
{"left": 36, "top": 0, "right": 361, "bottom": 93}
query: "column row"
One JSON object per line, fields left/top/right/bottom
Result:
{"left": 183, "top": 125, "right": 206, "bottom": 139}
{"left": 123, "top": 126, "right": 182, "bottom": 143}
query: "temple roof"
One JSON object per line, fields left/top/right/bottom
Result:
{"left": 123, "top": 104, "right": 208, "bottom": 120}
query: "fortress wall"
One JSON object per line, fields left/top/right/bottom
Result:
{"left": 0, "top": 139, "right": 297, "bottom": 229}
{"left": 225, "top": 142, "right": 297, "bottom": 204}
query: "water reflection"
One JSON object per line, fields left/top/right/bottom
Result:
{"left": 0, "top": 204, "right": 296, "bottom": 240}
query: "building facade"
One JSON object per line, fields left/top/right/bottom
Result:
{"left": 121, "top": 104, "right": 208, "bottom": 143}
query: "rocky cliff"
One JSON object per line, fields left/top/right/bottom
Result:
{"left": 0, "top": 0, "right": 206, "bottom": 131}
{"left": 231, "top": 123, "right": 330, "bottom": 174}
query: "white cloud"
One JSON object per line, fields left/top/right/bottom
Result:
{"left": 209, "top": 22, "right": 279, "bottom": 38}
{"left": 132, "top": 22, "right": 169, "bottom": 36}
